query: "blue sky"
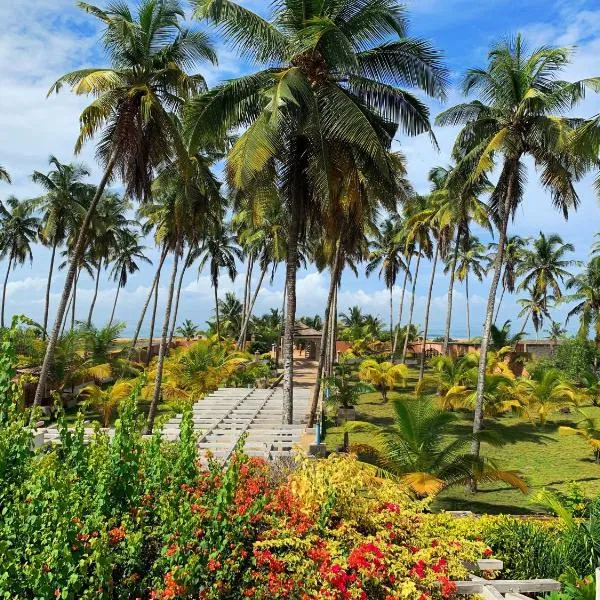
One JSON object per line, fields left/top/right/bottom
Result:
{"left": 0, "top": 0, "right": 599, "bottom": 337}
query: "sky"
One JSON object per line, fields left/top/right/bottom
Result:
{"left": 0, "top": 0, "right": 599, "bottom": 337}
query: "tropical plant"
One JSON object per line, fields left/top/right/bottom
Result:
{"left": 564, "top": 257, "right": 600, "bottom": 346}
{"left": 176, "top": 319, "right": 200, "bottom": 341}
{"left": 560, "top": 410, "right": 600, "bottom": 463}
{"left": 416, "top": 353, "right": 479, "bottom": 396}
{"left": 351, "top": 398, "right": 527, "bottom": 496}
{"left": 0, "top": 197, "right": 39, "bottom": 328}
{"left": 517, "top": 288, "right": 551, "bottom": 337}
{"left": 358, "top": 359, "right": 408, "bottom": 402}
{"left": 35, "top": 0, "right": 217, "bottom": 406}
{"left": 546, "top": 321, "right": 567, "bottom": 342}
{"left": 79, "top": 379, "right": 134, "bottom": 427}
{"left": 512, "top": 369, "right": 580, "bottom": 425}
{"left": 216, "top": 292, "right": 244, "bottom": 339}
{"left": 436, "top": 34, "right": 598, "bottom": 469}
{"left": 188, "top": 0, "right": 448, "bottom": 424}
{"left": 489, "top": 320, "right": 525, "bottom": 352}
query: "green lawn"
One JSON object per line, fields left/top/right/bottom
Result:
{"left": 323, "top": 368, "right": 600, "bottom": 514}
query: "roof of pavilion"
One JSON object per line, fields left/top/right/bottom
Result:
{"left": 293, "top": 321, "right": 322, "bottom": 338}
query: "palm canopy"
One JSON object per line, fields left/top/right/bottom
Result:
{"left": 453, "top": 236, "right": 489, "bottom": 283}
{"left": 366, "top": 218, "right": 408, "bottom": 290}
{"left": 517, "top": 232, "right": 576, "bottom": 307}
{"left": 517, "top": 287, "right": 551, "bottom": 335}
{"left": 0, "top": 197, "right": 39, "bottom": 266}
{"left": 351, "top": 398, "right": 527, "bottom": 496}
{"left": 563, "top": 256, "right": 600, "bottom": 342}
{"left": 0, "top": 166, "right": 10, "bottom": 183}
{"left": 198, "top": 221, "right": 242, "bottom": 289}
{"left": 489, "top": 235, "right": 529, "bottom": 293}
{"left": 49, "top": 0, "right": 217, "bottom": 199}
{"left": 109, "top": 231, "right": 151, "bottom": 289}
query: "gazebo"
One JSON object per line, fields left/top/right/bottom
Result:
{"left": 273, "top": 321, "right": 322, "bottom": 361}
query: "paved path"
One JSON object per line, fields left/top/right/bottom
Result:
{"left": 291, "top": 359, "right": 318, "bottom": 387}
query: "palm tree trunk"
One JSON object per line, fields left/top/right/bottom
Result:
{"left": 144, "top": 246, "right": 180, "bottom": 435}
{"left": 443, "top": 230, "right": 461, "bottom": 355}
{"left": 328, "top": 284, "right": 338, "bottom": 377}
{"left": 402, "top": 252, "right": 422, "bottom": 363}
{"left": 167, "top": 249, "right": 191, "bottom": 348}
{"left": 145, "top": 267, "right": 162, "bottom": 367}
{"left": 494, "top": 284, "right": 506, "bottom": 324}
{"left": 282, "top": 202, "right": 301, "bottom": 425}
{"left": 214, "top": 281, "right": 220, "bottom": 339}
{"left": 389, "top": 286, "right": 394, "bottom": 346}
{"left": 520, "top": 312, "right": 530, "bottom": 334}
{"left": 109, "top": 284, "right": 121, "bottom": 327}
{"left": 392, "top": 255, "right": 411, "bottom": 358}
{"left": 465, "top": 274, "right": 471, "bottom": 340}
{"left": 242, "top": 253, "right": 254, "bottom": 329}
{"left": 1, "top": 254, "right": 13, "bottom": 329}
{"left": 308, "top": 244, "right": 342, "bottom": 427}
{"left": 419, "top": 243, "right": 439, "bottom": 381}
{"left": 61, "top": 286, "right": 73, "bottom": 337}
{"left": 34, "top": 151, "right": 118, "bottom": 406}
{"left": 130, "top": 246, "right": 168, "bottom": 354}
{"left": 276, "top": 285, "right": 286, "bottom": 368}
{"left": 471, "top": 159, "right": 518, "bottom": 480}
{"left": 87, "top": 258, "right": 103, "bottom": 326}
{"left": 42, "top": 241, "right": 57, "bottom": 339}
{"left": 237, "top": 262, "right": 268, "bottom": 349}
{"left": 71, "top": 270, "right": 78, "bottom": 331}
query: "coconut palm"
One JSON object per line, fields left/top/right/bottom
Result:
{"left": 358, "top": 359, "right": 408, "bottom": 402}
{"left": 517, "top": 288, "right": 551, "bottom": 338}
{"left": 0, "top": 197, "right": 39, "bottom": 328}
{"left": 0, "top": 167, "right": 10, "bottom": 183}
{"left": 216, "top": 292, "right": 243, "bottom": 338}
{"left": 489, "top": 320, "right": 525, "bottom": 352}
{"left": 31, "top": 156, "right": 91, "bottom": 337}
{"left": 416, "top": 353, "right": 479, "bottom": 397}
{"left": 512, "top": 369, "right": 580, "bottom": 425}
{"left": 188, "top": 0, "right": 447, "bottom": 423}
{"left": 454, "top": 236, "right": 489, "bottom": 340}
{"left": 79, "top": 379, "right": 134, "bottom": 427}
{"left": 564, "top": 257, "right": 600, "bottom": 345}
{"left": 176, "top": 319, "right": 200, "bottom": 341}
{"left": 351, "top": 398, "right": 527, "bottom": 496}
{"left": 107, "top": 232, "right": 151, "bottom": 326}
{"left": 546, "top": 321, "right": 567, "bottom": 342}
{"left": 490, "top": 235, "right": 529, "bottom": 323}
{"left": 436, "top": 35, "right": 597, "bottom": 467}
{"left": 366, "top": 218, "right": 408, "bottom": 341}
{"left": 340, "top": 306, "right": 365, "bottom": 329}
{"left": 560, "top": 411, "right": 600, "bottom": 462}
{"left": 198, "top": 221, "right": 241, "bottom": 340}
{"left": 517, "top": 232, "right": 576, "bottom": 310}
{"left": 34, "top": 0, "right": 217, "bottom": 405}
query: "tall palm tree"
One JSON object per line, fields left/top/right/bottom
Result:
{"left": 517, "top": 232, "right": 576, "bottom": 310}
{"left": 34, "top": 0, "right": 217, "bottom": 406}
{"left": 198, "top": 221, "right": 241, "bottom": 340}
{"left": 188, "top": 0, "right": 447, "bottom": 424}
{"left": 0, "top": 167, "right": 10, "bottom": 183}
{"left": 453, "top": 236, "right": 489, "bottom": 340}
{"left": 517, "top": 288, "right": 551, "bottom": 338}
{"left": 0, "top": 197, "right": 39, "bottom": 328}
{"left": 31, "top": 156, "right": 90, "bottom": 337}
{"left": 490, "top": 235, "right": 529, "bottom": 323}
{"left": 564, "top": 257, "right": 600, "bottom": 345}
{"left": 436, "top": 35, "right": 596, "bottom": 470}
{"left": 366, "top": 218, "right": 407, "bottom": 342}
{"left": 107, "top": 232, "right": 151, "bottom": 326}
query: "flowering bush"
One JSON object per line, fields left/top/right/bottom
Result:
{"left": 0, "top": 335, "right": 492, "bottom": 599}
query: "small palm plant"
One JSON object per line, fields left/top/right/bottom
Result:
{"left": 79, "top": 379, "right": 134, "bottom": 427}
{"left": 512, "top": 369, "right": 580, "bottom": 425}
{"left": 351, "top": 398, "right": 527, "bottom": 496}
{"left": 560, "top": 411, "right": 600, "bottom": 463}
{"left": 358, "top": 360, "right": 408, "bottom": 402}
{"left": 176, "top": 319, "right": 200, "bottom": 341}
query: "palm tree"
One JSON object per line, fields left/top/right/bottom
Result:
{"left": 0, "top": 167, "right": 10, "bottom": 183}
{"left": 176, "top": 319, "right": 199, "bottom": 341}
{"left": 351, "top": 398, "right": 526, "bottom": 496}
{"left": 517, "top": 288, "right": 551, "bottom": 338}
{"left": 560, "top": 410, "right": 600, "bottom": 462}
{"left": 436, "top": 35, "right": 595, "bottom": 469}
{"left": 358, "top": 359, "right": 408, "bottom": 402}
{"left": 198, "top": 221, "right": 241, "bottom": 340}
{"left": 217, "top": 292, "right": 243, "bottom": 338}
{"left": 0, "top": 197, "right": 39, "bottom": 328}
{"left": 79, "top": 379, "right": 133, "bottom": 427}
{"left": 517, "top": 232, "right": 576, "bottom": 310}
{"left": 339, "top": 306, "right": 365, "bottom": 329}
{"left": 546, "top": 321, "right": 567, "bottom": 342}
{"left": 188, "top": 0, "right": 447, "bottom": 424}
{"left": 454, "top": 236, "right": 489, "bottom": 340}
{"left": 366, "top": 218, "right": 407, "bottom": 342}
{"left": 564, "top": 257, "right": 600, "bottom": 346}
{"left": 491, "top": 235, "right": 529, "bottom": 323}
{"left": 489, "top": 320, "right": 525, "bottom": 352}
{"left": 31, "top": 156, "right": 90, "bottom": 337}
{"left": 34, "top": 0, "right": 217, "bottom": 405}
{"left": 107, "top": 232, "right": 151, "bottom": 326}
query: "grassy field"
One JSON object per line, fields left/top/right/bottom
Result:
{"left": 324, "top": 367, "right": 600, "bottom": 514}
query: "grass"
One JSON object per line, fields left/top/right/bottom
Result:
{"left": 324, "top": 367, "right": 600, "bottom": 514}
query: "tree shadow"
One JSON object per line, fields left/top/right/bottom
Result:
{"left": 434, "top": 495, "right": 539, "bottom": 515}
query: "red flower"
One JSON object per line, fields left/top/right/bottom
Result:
{"left": 432, "top": 559, "right": 447, "bottom": 574}
{"left": 438, "top": 576, "right": 457, "bottom": 599}
{"left": 484, "top": 548, "right": 493, "bottom": 557}
{"left": 108, "top": 525, "right": 126, "bottom": 545}
{"left": 207, "top": 558, "right": 221, "bottom": 572}
{"left": 410, "top": 560, "right": 427, "bottom": 579}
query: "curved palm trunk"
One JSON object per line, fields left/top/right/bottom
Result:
{"left": 520, "top": 312, "right": 530, "bottom": 334}
{"left": 61, "top": 287, "right": 73, "bottom": 337}
{"left": 214, "top": 280, "right": 220, "bottom": 339}
{"left": 237, "top": 262, "right": 268, "bottom": 349}
{"left": 242, "top": 253, "right": 254, "bottom": 330}
{"left": 419, "top": 243, "right": 440, "bottom": 381}
{"left": 494, "top": 284, "right": 506, "bottom": 324}
{"left": 145, "top": 269, "right": 162, "bottom": 367}
{"left": 465, "top": 274, "right": 471, "bottom": 340}
{"left": 109, "top": 284, "right": 121, "bottom": 327}
{"left": 471, "top": 159, "right": 518, "bottom": 485}
{"left": 167, "top": 250, "right": 191, "bottom": 348}
{"left": 42, "top": 241, "right": 58, "bottom": 339}
{"left": 308, "top": 245, "right": 342, "bottom": 427}
{"left": 401, "top": 252, "right": 422, "bottom": 363}
{"left": 71, "top": 271, "right": 79, "bottom": 331}
{"left": 130, "top": 246, "right": 168, "bottom": 354}
{"left": 144, "top": 247, "right": 180, "bottom": 435}
{"left": 87, "top": 258, "right": 103, "bottom": 326}
{"left": 34, "top": 152, "right": 118, "bottom": 406}
{"left": 392, "top": 255, "right": 411, "bottom": 358}
{"left": 389, "top": 287, "right": 394, "bottom": 346}
{"left": 443, "top": 231, "right": 461, "bottom": 355}
{"left": 1, "top": 254, "right": 13, "bottom": 329}
{"left": 329, "top": 285, "right": 338, "bottom": 377}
